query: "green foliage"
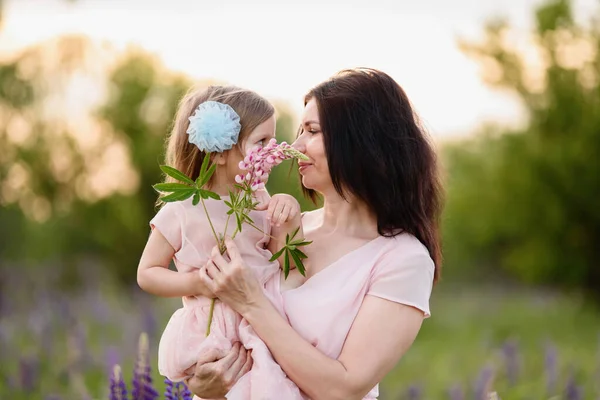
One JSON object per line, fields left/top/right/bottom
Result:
{"left": 445, "top": 0, "right": 600, "bottom": 296}
{"left": 269, "top": 226, "right": 311, "bottom": 278}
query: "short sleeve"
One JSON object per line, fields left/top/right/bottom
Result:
{"left": 368, "top": 250, "right": 435, "bottom": 318}
{"left": 149, "top": 203, "right": 183, "bottom": 252}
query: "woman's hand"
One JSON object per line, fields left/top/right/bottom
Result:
{"left": 200, "top": 237, "right": 268, "bottom": 316}
{"left": 185, "top": 342, "right": 253, "bottom": 399}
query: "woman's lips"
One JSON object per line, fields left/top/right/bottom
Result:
{"left": 298, "top": 162, "right": 312, "bottom": 173}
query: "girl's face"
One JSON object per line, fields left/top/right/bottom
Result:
{"left": 292, "top": 98, "right": 331, "bottom": 192}
{"left": 225, "top": 115, "right": 277, "bottom": 184}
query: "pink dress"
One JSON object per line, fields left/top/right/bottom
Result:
{"left": 150, "top": 192, "right": 303, "bottom": 399}
{"left": 270, "top": 222, "right": 435, "bottom": 399}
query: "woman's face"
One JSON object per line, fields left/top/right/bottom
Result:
{"left": 293, "top": 98, "right": 331, "bottom": 192}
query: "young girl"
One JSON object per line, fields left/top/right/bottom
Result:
{"left": 137, "top": 85, "right": 305, "bottom": 399}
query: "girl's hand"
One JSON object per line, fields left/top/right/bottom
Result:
{"left": 200, "top": 238, "right": 268, "bottom": 316}
{"left": 265, "top": 194, "right": 301, "bottom": 227}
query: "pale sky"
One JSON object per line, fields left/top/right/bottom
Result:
{"left": 1, "top": 0, "right": 598, "bottom": 139}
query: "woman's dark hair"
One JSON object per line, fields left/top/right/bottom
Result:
{"left": 302, "top": 68, "right": 443, "bottom": 282}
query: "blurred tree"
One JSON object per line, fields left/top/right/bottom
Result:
{"left": 0, "top": 35, "right": 304, "bottom": 285}
{"left": 443, "top": 0, "right": 600, "bottom": 296}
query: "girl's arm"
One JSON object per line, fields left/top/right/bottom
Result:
{"left": 137, "top": 229, "right": 214, "bottom": 298}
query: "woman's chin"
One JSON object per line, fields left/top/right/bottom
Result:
{"left": 301, "top": 176, "right": 315, "bottom": 190}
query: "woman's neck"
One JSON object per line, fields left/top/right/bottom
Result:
{"left": 319, "top": 190, "right": 379, "bottom": 239}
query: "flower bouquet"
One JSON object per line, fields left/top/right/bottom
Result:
{"left": 152, "top": 138, "right": 311, "bottom": 334}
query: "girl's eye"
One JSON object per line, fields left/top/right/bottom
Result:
{"left": 257, "top": 139, "right": 264, "bottom": 146}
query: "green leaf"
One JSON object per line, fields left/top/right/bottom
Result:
{"left": 295, "top": 249, "right": 308, "bottom": 259}
{"left": 290, "top": 226, "right": 300, "bottom": 240}
{"left": 160, "top": 165, "right": 194, "bottom": 185}
{"left": 160, "top": 190, "right": 194, "bottom": 202}
{"left": 289, "top": 250, "right": 306, "bottom": 276}
{"left": 243, "top": 214, "right": 255, "bottom": 224}
{"left": 284, "top": 250, "right": 290, "bottom": 279}
{"left": 198, "top": 163, "right": 217, "bottom": 188}
{"left": 205, "top": 190, "right": 221, "bottom": 200}
{"left": 192, "top": 192, "right": 200, "bottom": 206}
{"left": 269, "top": 247, "right": 286, "bottom": 262}
{"left": 290, "top": 240, "right": 313, "bottom": 247}
{"left": 199, "top": 153, "right": 211, "bottom": 177}
{"left": 227, "top": 210, "right": 234, "bottom": 215}
{"left": 224, "top": 201, "right": 233, "bottom": 208}
{"left": 153, "top": 182, "right": 193, "bottom": 192}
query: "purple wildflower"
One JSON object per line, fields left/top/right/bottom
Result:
{"left": 407, "top": 384, "right": 422, "bottom": 400}
{"left": 110, "top": 365, "right": 128, "bottom": 400}
{"left": 565, "top": 371, "right": 583, "bottom": 400}
{"left": 89, "top": 290, "right": 111, "bottom": 325}
{"left": 180, "top": 383, "right": 193, "bottom": 400}
{"left": 544, "top": 341, "right": 558, "bottom": 395}
{"left": 165, "top": 378, "right": 193, "bottom": 400}
{"left": 27, "top": 310, "right": 46, "bottom": 341}
{"left": 142, "top": 305, "right": 158, "bottom": 340}
{"left": 447, "top": 384, "right": 464, "bottom": 400}
{"left": 19, "top": 355, "right": 39, "bottom": 392}
{"left": 473, "top": 366, "right": 494, "bottom": 400}
{"left": 105, "top": 346, "right": 121, "bottom": 374}
{"left": 501, "top": 339, "right": 519, "bottom": 385}
{"left": 132, "top": 333, "right": 159, "bottom": 400}
{"left": 164, "top": 378, "right": 174, "bottom": 400}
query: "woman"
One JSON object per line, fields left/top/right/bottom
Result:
{"left": 191, "top": 68, "right": 442, "bottom": 400}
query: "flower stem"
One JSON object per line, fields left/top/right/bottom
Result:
{"left": 200, "top": 197, "right": 220, "bottom": 245}
{"left": 246, "top": 221, "right": 275, "bottom": 239}
{"left": 201, "top": 196, "right": 223, "bottom": 338}
{"left": 205, "top": 227, "right": 232, "bottom": 337}
{"left": 205, "top": 299, "right": 216, "bottom": 337}
{"left": 223, "top": 213, "right": 231, "bottom": 241}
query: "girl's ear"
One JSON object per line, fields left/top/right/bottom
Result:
{"left": 214, "top": 152, "right": 227, "bottom": 166}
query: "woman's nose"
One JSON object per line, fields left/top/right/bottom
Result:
{"left": 292, "top": 135, "right": 306, "bottom": 153}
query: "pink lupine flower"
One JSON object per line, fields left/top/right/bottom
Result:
{"left": 236, "top": 140, "right": 308, "bottom": 191}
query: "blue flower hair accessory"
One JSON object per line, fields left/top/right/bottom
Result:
{"left": 186, "top": 101, "right": 242, "bottom": 153}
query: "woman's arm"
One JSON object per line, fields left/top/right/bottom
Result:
{"left": 246, "top": 293, "right": 422, "bottom": 400}
{"left": 137, "top": 229, "right": 214, "bottom": 298}
{"left": 203, "top": 239, "right": 425, "bottom": 400}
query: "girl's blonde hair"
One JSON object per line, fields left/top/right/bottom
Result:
{"left": 163, "top": 85, "right": 275, "bottom": 185}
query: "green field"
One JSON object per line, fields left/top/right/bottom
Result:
{"left": 2, "top": 270, "right": 598, "bottom": 400}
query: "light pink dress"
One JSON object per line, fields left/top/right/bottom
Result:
{"left": 269, "top": 218, "right": 435, "bottom": 400}
{"left": 150, "top": 191, "right": 304, "bottom": 399}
